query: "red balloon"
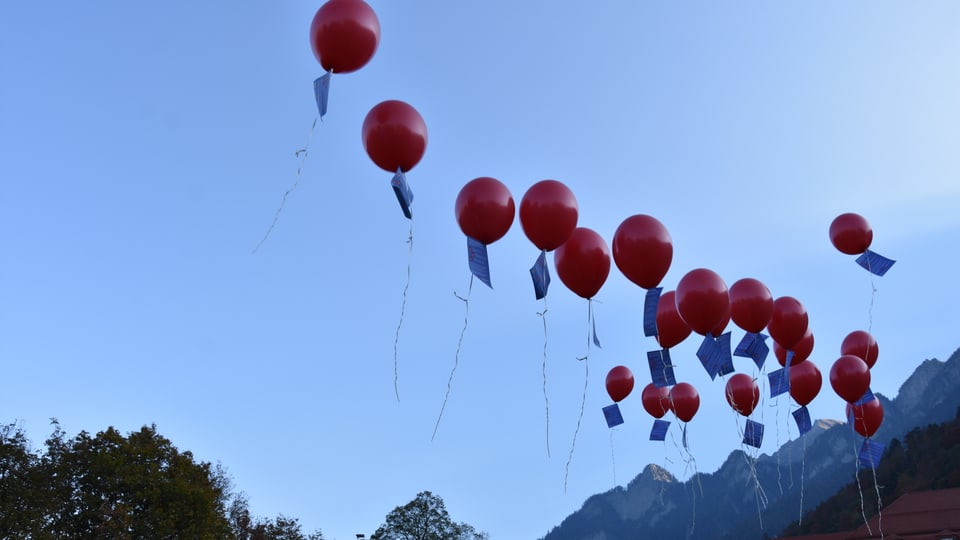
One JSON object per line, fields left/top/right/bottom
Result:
{"left": 725, "top": 373, "right": 760, "bottom": 417}
{"left": 519, "top": 180, "right": 578, "bottom": 252}
{"left": 612, "top": 215, "right": 673, "bottom": 289}
{"left": 846, "top": 399, "right": 884, "bottom": 437}
{"left": 309, "top": 0, "right": 380, "bottom": 74}
{"left": 554, "top": 227, "right": 611, "bottom": 299}
{"left": 789, "top": 360, "right": 822, "bottom": 406}
{"left": 830, "top": 213, "right": 873, "bottom": 255}
{"left": 775, "top": 328, "right": 814, "bottom": 367}
{"left": 675, "top": 268, "right": 729, "bottom": 336}
{"left": 641, "top": 383, "right": 672, "bottom": 419}
{"left": 455, "top": 177, "right": 515, "bottom": 245}
{"left": 605, "top": 365, "right": 635, "bottom": 403}
{"left": 729, "top": 278, "right": 773, "bottom": 334}
{"left": 709, "top": 302, "right": 731, "bottom": 337}
{"left": 830, "top": 355, "right": 872, "bottom": 403}
{"left": 669, "top": 382, "right": 700, "bottom": 423}
{"left": 767, "top": 296, "right": 809, "bottom": 350}
{"left": 362, "top": 100, "right": 428, "bottom": 173}
{"left": 655, "top": 290, "right": 692, "bottom": 349}
{"left": 841, "top": 330, "right": 879, "bottom": 369}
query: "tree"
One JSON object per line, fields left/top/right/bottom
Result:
{"left": 370, "top": 491, "right": 488, "bottom": 540}
{"left": 0, "top": 419, "right": 324, "bottom": 540}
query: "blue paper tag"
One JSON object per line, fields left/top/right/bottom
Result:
{"left": 647, "top": 349, "right": 676, "bottom": 388}
{"left": 855, "top": 249, "right": 895, "bottom": 276}
{"left": 793, "top": 406, "right": 812, "bottom": 435}
{"left": 391, "top": 168, "right": 414, "bottom": 219}
{"left": 529, "top": 250, "right": 550, "bottom": 300}
{"left": 643, "top": 287, "right": 662, "bottom": 337}
{"left": 858, "top": 438, "right": 885, "bottom": 469}
{"left": 852, "top": 388, "right": 876, "bottom": 406}
{"left": 743, "top": 419, "right": 764, "bottom": 448}
{"left": 467, "top": 237, "right": 492, "bottom": 288}
{"left": 697, "top": 334, "right": 732, "bottom": 379}
{"left": 590, "top": 301, "right": 601, "bottom": 348}
{"left": 768, "top": 367, "right": 790, "bottom": 398}
{"left": 313, "top": 71, "right": 331, "bottom": 118}
{"left": 717, "top": 332, "right": 734, "bottom": 377}
{"left": 603, "top": 403, "right": 624, "bottom": 428}
{"left": 734, "top": 332, "right": 770, "bottom": 369}
{"left": 650, "top": 419, "right": 670, "bottom": 441}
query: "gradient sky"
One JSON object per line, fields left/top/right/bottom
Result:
{"left": 2, "top": 2, "right": 959, "bottom": 539}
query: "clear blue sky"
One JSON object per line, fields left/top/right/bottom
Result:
{"left": 2, "top": 2, "right": 959, "bottom": 539}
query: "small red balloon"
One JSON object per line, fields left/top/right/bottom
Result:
{"left": 655, "top": 290, "right": 692, "bottom": 349}
{"left": 725, "top": 373, "right": 760, "bottom": 417}
{"left": 830, "top": 213, "right": 873, "bottom": 255}
{"left": 789, "top": 360, "right": 822, "bottom": 406}
{"left": 775, "top": 328, "right": 814, "bottom": 367}
{"left": 841, "top": 330, "right": 879, "bottom": 369}
{"left": 729, "top": 278, "right": 773, "bottom": 334}
{"left": 362, "top": 100, "right": 428, "bottom": 173}
{"left": 846, "top": 399, "right": 884, "bottom": 437}
{"left": 675, "top": 268, "right": 730, "bottom": 336}
{"left": 641, "top": 383, "right": 672, "bottom": 419}
{"left": 612, "top": 215, "right": 673, "bottom": 289}
{"left": 606, "top": 365, "right": 635, "bottom": 403}
{"left": 309, "top": 0, "right": 380, "bottom": 74}
{"left": 554, "top": 227, "right": 611, "bottom": 299}
{"left": 767, "top": 296, "right": 809, "bottom": 350}
{"left": 669, "top": 382, "right": 700, "bottom": 423}
{"left": 519, "top": 180, "right": 578, "bottom": 252}
{"left": 455, "top": 177, "right": 515, "bottom": 245}
{"left": 830, "top": 355, "right": 872, "bottom": 403}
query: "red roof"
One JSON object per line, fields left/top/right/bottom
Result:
{"left": 782, "top": 488, "right": 960, "bottom": 540}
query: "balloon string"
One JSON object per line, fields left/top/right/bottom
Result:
{"left": 252, "top": 114, "right": 319, "bottom": 254}
{"left": 538, "top": 297, "right": 551, "bottom": 458}
{"left": 609, "top": 429, "right": 617, "bottom": 486}
{"left": 799, "top": 431, "right": 807, "bottom": 526}
{"left": 563, "top": 302, "right": 594, "bottom": 493}
{"left": 393, "top": 221, "right": 414, "bottom": 402}
{"left": 869, "top": 442, "right": 885, "bottom": 539}
{"left": 774, "top": 395, "right": 783, "bottom": 495}
{"left": 854, "top": 440, "right": 873, "bottom": 536}
{"left": 432, "top": 275, "right": 473, "bottom": 441}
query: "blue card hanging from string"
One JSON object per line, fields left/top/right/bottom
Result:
{"left": 743, "top": 419, "right": 764, "bottom": 448}
{"left": 858, "top": 439, "right": 885, "bottom": 469}
{"left": 855, "top": 250, "right": 895, "bottom": 277}
{"left": 643, "top": 287, "right": 662, "bottom": 337}
{"left": 734, "top": 332, "right": 770, "bottom": 369}
{"left": 530, "top": 250, "right": 551, "bottom": 300}
{"left": 768, "top": 367, "right": 791, "bottom": 398}
{"left": 792, "top": 406, "right": 812, "bottom": 435}
{"left": 650, "top": 419, "right": 670, "bottom": 441}
{"left": 647, "top": 349, "right": 677, "bottom": 388}
{"left": 697, "top": 333, "right": 734, "bottom": 380}
{"left": 602, "top": 404, "right": 624, "bottom": 428}
{"left": 392, "top": 168, "right": 414, "bottom": 220}
{"left": 313, "top": 71, "right": 331, "bottom": 118}
{"left": 853, "top": 388, "right": 876, "bottom": 407}
{"left": 466, "top": 237, "right": 492, "bottom": 288}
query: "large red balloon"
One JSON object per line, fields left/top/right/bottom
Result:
{"left": 309, "top": 0, "right": 380, "bottom": 74}
{"left": 767, "top": 296, "right": 809, "bottom": 350}
{"left": 846, "top": 399, "right": 884, "bottom": 437}
{"left": 605, "top": 365, "right": 635, "bottom": 403}
{"left": 641, "top": 383, "right": 672, "bottom": 419}
{"left": 830, "top": 213, "right": 873, "bottom": 255}
{"left": 612, "top": 215, "right": 673, "bottom": 289}
{"left": 455, "top": 177, "right": 515, "bottom": 245}
{"left": 841, "top": 330, "right": 879, "bottom": 369}
{"left": 554, "top": 227, "right": 611, "bottom": 299}
{"left": 789, "top": 360, "right": 822, "bottom": 406}
{"left": 830, "top": 355, "right": 872, "bottom": 403}
{"left": 729, "top": 278, "right": 773, "bottom": 334}
{"left": 725, "top": 374, "right": 760, "bottom": 417}
{"left": 669, "top": 382, "right": 700, "bottom": 423}
{"left": 675, "top": 268, "right": 729, "bottom": 336}
{"left": 362, "top": 100, "right": 428, "bottom": 173}
{"left": 655, "top": 290, "right": 692, "bottom": 349}
{"left": 519, "top": 180, "right": 578, "bottom": 252}
{"left": 775, "top": 328, "right": 814, "bottom": 367}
